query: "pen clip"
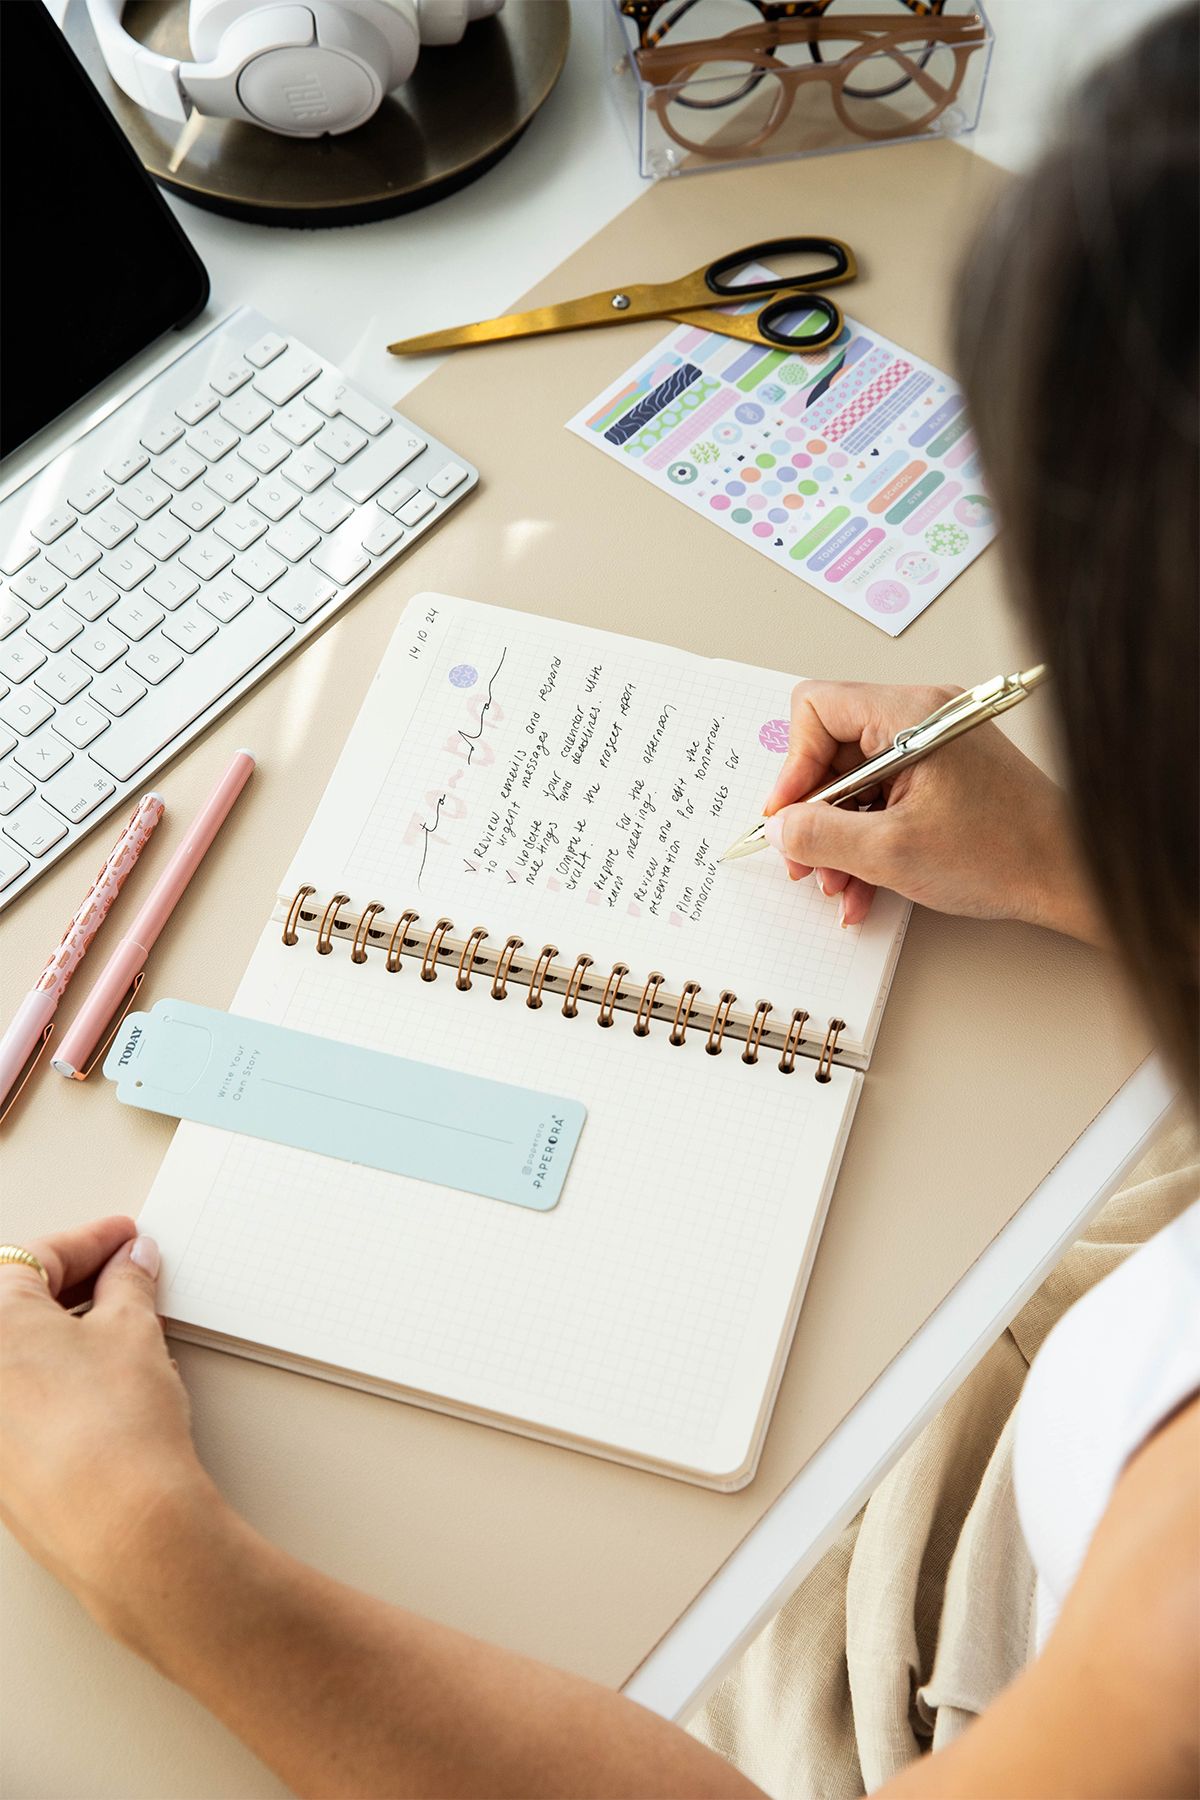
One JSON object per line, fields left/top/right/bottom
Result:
{"left": 72, "top": 972, "right": 145, "bottom": 1082}
{"left": 0, "top": 1024, "right": 54, "bottom": 1127}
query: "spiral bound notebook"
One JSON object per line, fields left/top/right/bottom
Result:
{"left": 138, "top": 593, "right": 911, "bottom": 1488}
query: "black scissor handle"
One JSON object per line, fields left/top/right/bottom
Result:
{"left": 756, "top": 292, "right": 844, "bottom": 352}
{"left": 704, "top": 236, "right": 855, "bottom": 300}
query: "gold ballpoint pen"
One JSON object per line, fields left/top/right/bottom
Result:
{"left": 720, "top": 663, "right": 1049, "bottom": 864}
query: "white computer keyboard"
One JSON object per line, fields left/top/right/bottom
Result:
{"left": 0, "top": 307, "right": 477, "bottom": 910}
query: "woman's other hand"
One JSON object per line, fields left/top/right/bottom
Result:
{"left": 763, "top": 680, "right": 1108, "bottom": 942}
{"left": 0, "top": 1217, "right": 216, "bottom": 1639}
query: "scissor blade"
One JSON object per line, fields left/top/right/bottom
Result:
{"left": 388, "top": 284, "right": 692, "bottom": 356}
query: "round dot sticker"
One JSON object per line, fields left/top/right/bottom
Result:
{"left": 829, "top": 451, "right": 849, "bottom": 468}
{"left": 714, "top": 422, "right": 741, "bottom": 445}
{"left": 771, "top": 440, "right": 791, "bottom": 456}
{"left": 925, "top": 521, "right": 970, "bottom": 556}
{"left": 807, "top": 438, "right": 827, "bottom": 453}
{"left": 748, "top": 494, "right": 767, "bottom": 510}
{"left": 791, "top": 452, "right": 812, "bottom": 469}
{"left": 777, "top": 465, "right": 798, "bottom": 483}
{"left": 783, "top": 493, "right": 806, "bottom": 509}
{"left": 768, "top": 507, "right": 788, "bottom": 523}
{"left": 668, "top": 461, "right": 698, "bottom": 485}
{"left": 752, "top": 521, "right": 773, "bottom": 538}
{"left": 735, "top": 402, "right": 765, "bottom": 424}
{"left": 812, "top": 466, "right": 832, "bottom": 482}
{"left": 763, "top": 480, "right": 781, "bottom": 496}
{"left": 742, "top": 467, "right": 761, "bottom": 483}
{"left": 866, "top": 579, "right": 910, "bottom": 615}
{"left": 731, "top": 507, "right": 752, "bottom": 524}
{"left": 955, "top": 493, "right": 994, "bottom": 529}
{"left": 758, "top": 718, "right": 790, "bottom": 753}
{"left": 894, "top": 550, "right": 938, "bottom": 584}
{"left": 756, "top": 453, "right": 776, "bottom": 469}
{"left": 710, "top": 494, "right": 731, "bottom": 511}
{"left": 449, "top": 664, "right": 478, "bottom": 688}
{"left": 798, "top": 479, "right": 819, "bottom": 495}
{"left": 725, "top": 480, "right": 746, "bottom": 496}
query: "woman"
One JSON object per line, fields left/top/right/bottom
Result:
{"left": 2, "top": 8, "right": 1196, "bottom": 1795}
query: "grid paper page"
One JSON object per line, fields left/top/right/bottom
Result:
{"left": 140, "top": 926, "right": 859, "bottom": 1483}
{"left": 281, "top": 594, "right": 908, "bottom": 1054}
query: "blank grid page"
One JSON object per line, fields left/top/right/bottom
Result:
{"left": 142, "top": 929, "right": 859, "bottom": 1481}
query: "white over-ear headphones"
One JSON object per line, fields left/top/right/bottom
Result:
{"left": 86, "top": 0, "right": 504, "bottom": 138}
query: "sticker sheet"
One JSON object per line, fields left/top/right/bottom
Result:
{"left": 566, "top": 296, "right": 996, "bottom": 636}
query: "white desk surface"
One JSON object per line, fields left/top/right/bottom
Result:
{"left": 20, "top": 0, "right": 1182, "bottom": 1729}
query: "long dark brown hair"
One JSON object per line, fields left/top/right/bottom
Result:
{"left": 954, "top": 3, "right": 1199, "bottom": 1095}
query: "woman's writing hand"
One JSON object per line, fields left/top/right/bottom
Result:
{"left": 763, "top": 680, "right": 1107, "bottom": 942}
{"left": 0, "top": 1217, "right": 218, "bottom": 1640}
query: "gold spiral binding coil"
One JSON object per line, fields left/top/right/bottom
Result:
{"left": 420, "top": 917, "right": 455, "bottom": 982}
{"left": 633, "top": 971, "right": 665, "bottom": 1037}
{"left": 706, "top": 990, "right": 737, "bottom": 1055}
{"left": 526, "top": 945, "right": 559, "bottom": 1010}
{"left": 385, "top": 909, "right": 420, "bottom": 973}
{"left": 815, "top": 1018, "right": 846, "bottom": 1083}
{"left": 743, "top": 999, "right": 773, "bottom": 1065}
{"left": 455, "top": 926, "right": 489, "bottom": 991}
{"left": 491, "top": 936, "right": 524, "bottom": 1000}
{"left": 669, "top": 981, "right": 702, "bottom": 1046}
{"left": 316, "top": 892, "right": 351, "bottom": 955}
{"left": 597, "top": 963, "right": 628, "bottom": 1028}
{"left": 561, "top": 954, "right": 593, "bottom": 1018}
{"left": 282, "top": 883, "right": 316, "bottom": 946}
{"left": 778, "top": 1009, "right": 810, "bottom": 1074}
{"left": 351, "top": 901, "right": 385, "bottom": 964}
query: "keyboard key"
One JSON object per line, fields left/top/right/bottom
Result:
{"left": 252, "top": 346, "right": 322, "bottom": 407}
{"left": 186, "top": 420, "right": 239, "bottom": 462}
{"left": 304, "top": 373, "right": 393, "bottom": 437}
{"left": 427, "top": 462, "right": 468, "bottom": 498}
{"left": 155, "top": 449, "right": 206, "bottom": 490}
{"left": 64, "top": 572, "right": 119, "bottom": 622}
{"left": 332, "top": 434, "right": 424, "bottom": 504}
{"left": 267, "top": 568, "right": 339, "bottom": 624}
{"left": 32, "top": 507, "right": 76, "bottom": 545}
{"left": 90, "top": 604, "right": 294, "bottom": 781}
{"left": 13, "top": 725, "right": 72, "bottom": 779}
{"left": 273, "top": 400, "right": 322, "bottom": 445}
{"left": 377, "top": 478, "right": 417, "bottom": 514}
{"left": 140, "top": 417, "right": 184, "bottom": 455}
{"left": 245, "top": 331, "right": 287, "bottom": 368}
{"left": 0, "top": 598, "right": 29, "bottom": 639}
{"left": 9, "top": 563, "right": 65, "bottom": 609}
{"left": 81, "top": 501, "right": 138, "bottom": 549}
{"left": 162, "top": 604, "right": 218, "bottom": 653}
{"left": 103, "top": 449, "right": 149, "bottom": 484}
{"left": 197, "top": 575, "right": 253, "bottom": 623}
{"left": 99, "top": 546, "right": 155, "bottom": 591}
{"left": 65, "top": 479, "right": 113, "bottom": 515}
{"left": 170, "top": 488, "right": 224, "bottom": 532}
{"left": 0, "top": 841, "right": 30, "bottom": 888}
{"left": 3, "top": 798, "right": 67, "bottom": 857}
{"left": 54, "top": 700, "right": 110, "bottom": 747}
{"left": 232, "top": 546, "right": 286, "bottom": 590}
{"left": 91, "top": 670, "right": 148, "bottom": 715}
{"left": 0, "top": 541, "right": 38, "bottom": 576}
{"left": 214, "top": 505, "right": 267, "bottom": 551}
{"left": 121, "top": 474, "right": 173, "bottom": 520}
{"left": 247, "top": 477, "right": 300, "bottom": 523}
{"left": 135, "top": 515, "right": 190, "bottom": 561}
{"left": 179, "top": 533, "right": 234, "bottom": 579}
{"left": 211, "top": 360, "right": 254, "bottom": 397}
{"left": 397, "top": 490, "right": 437, "bottom": 527}
{"left": 108, "top": 596, "right": 164, "bottom": 641}
{"left": 45, "top": 528, "right": 102, "bottom": 580}
{"left": 238, "top": 428, "right": 289, "bottom": 474}
{"left": 313, "top": 421, "right": 367, "bottom": 465}
{"left": 310, "top": 523, "right": 370, "bottom": 585}
{"left": 0, "top": 633, "right": 47, "bottom": 683}
{"left": 0, "top": 767, "right": 34, "bottom": 813}
{"left": 143, "top": 564, "right": 200, "bottom": 610}
{"left": 265, "top": 517, "right": 320, "bottom": 562}
{"left": 298, "top": 488, "right": 353, "bottom": 533}
{"left": 72, "top": 624, "right": 128, "bottom": 672}
{"left": 176, "top": 388, "right": 219, "bottom": 425}
{"left": 279, "top": 448, "right": 334, "bottom": 493}
{"left": 219, "top": 389, "right": 272, "bottom": 435}
{"left": 362, "top": 515, "right": 403, "bottom": 556}
{"left": 205, "top": 462, "right": 258, "bottom": 506}
{"left": 35, "top": 656, "right": 91, "bottom": 704}
{"left": 125, "top": 634, "right": 184, "bottom": 685}
{"left": 42, "top": 762, "right": 116, "bottom": 824}
{"left": 26, "top": 602, "right": 82, "bottom": 654}
{"left": 0, "top": 687, "right": 54, "bottom": 734}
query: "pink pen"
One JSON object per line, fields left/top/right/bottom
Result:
{"left": 0, "top": 792, "right": 165, "bottom": 1121}
{"left": 53, "top": 750, "right": 256, "bottom": 1080}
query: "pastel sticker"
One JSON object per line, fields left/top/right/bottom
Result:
{"left": 955, "top": 493, "right": 994, "bottom": 528}
{"left": 668, "top": 461, "right": 698, "bottom": 485}
{"left": 691, "top": 440, "right": 721, "bottom": 464}
{"left": 735, "top": 402, "right": 765, "bottom": 424}
{"left": 867, "top": 579, "right": 911, "bottom": 614}
{"left": 759, "top": 383, "right": 786, "bottom": 404}
{"left": 894, "top": 550, "right": 938, "bottom": 584}
{"left": 925, "top": 521, "right": 970, "bottom": 556}
{"left": 758, "top": 718, "right": 790, "bottom": 753}
{"left": 714, "top": 422, "right": 741, "bottom": 444}
{"left": 448, "top": 663, "right": 478, "bottom": 688}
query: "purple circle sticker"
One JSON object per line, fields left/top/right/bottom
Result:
{"left": 758, "top": 718, "right": 790, "bottom": 753}
{"left": 866, "top": 579, "right": 911, "bottom": 615}
{"left": 449, "top": 663, "right": 478, "bottom": 688}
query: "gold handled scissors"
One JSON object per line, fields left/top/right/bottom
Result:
{"left": 388, "top": 235, "right": 857, "bottom": 357}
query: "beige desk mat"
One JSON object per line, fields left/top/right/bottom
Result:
{"left": 1, "top": 140, "right": 1149, "bottom": 1798}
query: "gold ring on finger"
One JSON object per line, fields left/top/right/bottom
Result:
{"left": 0, "top": 1245, "right": 50, "bottom": 1285}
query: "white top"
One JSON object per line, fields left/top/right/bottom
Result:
{"left": 1015, "top": 1198, "right": 1200, "bottom": 1648}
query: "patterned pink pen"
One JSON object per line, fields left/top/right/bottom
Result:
{"left": 0, "top": 793, "right": 165, "bottom": 1121}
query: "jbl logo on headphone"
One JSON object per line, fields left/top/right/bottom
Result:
{"left": 283, "top": 75, "right": 330, "bottom": 123}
